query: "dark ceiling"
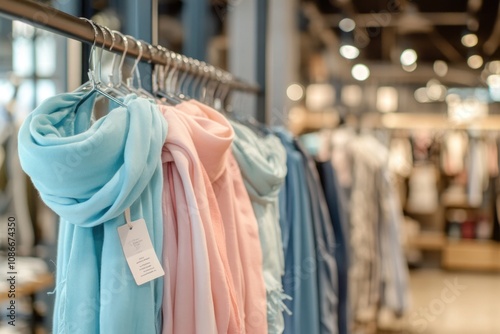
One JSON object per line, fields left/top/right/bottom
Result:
{"left": 302, "top": 0, "right": 500, "bottom": 85}
{"left": 316, "top": 0, "right": 500, "bottom": 61}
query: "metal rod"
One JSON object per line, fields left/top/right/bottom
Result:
{"left": 0, "top": 0, "right": 260, "bottom": 93}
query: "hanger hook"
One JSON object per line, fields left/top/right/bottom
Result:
{"left": 126, "top": 35, "right": 142, "bottom": 88}
{"left": 155, "top": 46, "right": 167, "bottom": 92}
{"left": 102, "top": 25, "right": 115, "bottom": 51}
{"left": 113, "top": 31, "right": 128, "bottom": 86}
{"left": 95, "top": 23, "right": 110, "bottom": 84}
{"left": 79, "top": 18, "right": 99, "bottom": 81}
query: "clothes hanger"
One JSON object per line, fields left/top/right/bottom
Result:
{"left": 154, "top": 47, "right": 182, "bottom": 105}
{"left": 194, "top": 62, "right": 210, "bottom": 102}
{"left": 73, "top": 18, "right": 125, "bottom": 110}
{"left": 111, "top": 31, "right": 134, "bottom": 95}
{"left": 174, "top": 55, "right": 190, "bottom": 100}
{"left": 126, "top": 37, "right": 155, "bottom": 99}
{"left": 184, "top": 58, "right": 202, "bottom": 100}
{"left": 103, "top": 30, "right": 132, "bottom": 98}
{"left": 135, "top": 41, "right": 158, "bottom": 100}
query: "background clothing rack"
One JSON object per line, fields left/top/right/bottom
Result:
{"left": 0, "top": 0, "right": 260, "bottom": 94}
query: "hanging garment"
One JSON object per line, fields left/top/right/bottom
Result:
{"left": 388, "top": 137, "right": 413, "bottom": 178}
{"left": 441, "top": 131, "right": 467, "bottom": 176}
{"left": 275, "top": 128, "right": 321, "bottom": 334}
{"left": 231, "top": 121, "right": 288, "bottom": 334}
{"left": 315, "top": 161, "right": 349, "bottom": 334}
{"left": 405, "top": 164, "right": 439, "bottom": 214}
{"left": 330, "top": 128, "right": 356, "bottom": 188}
{"left": 467, "top": 137, "right": 488, "bottom": 207}
{"left": 348, "top": 134, "right": 409, "bottom": 325}
{"left": 159, "top": 105, "right": 241, "bottom": 334}
{"left": 18, "top": 93, "right": 167, "bottom": 334}
{"left": 295, "top": 141, "right": 339, "bottom": 334}
{"left": 176, "top": 100, "right": 268, "bottom": 334}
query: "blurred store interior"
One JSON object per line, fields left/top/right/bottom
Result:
{"left": 1, "top": 0, "right": 500, "bottom": 333}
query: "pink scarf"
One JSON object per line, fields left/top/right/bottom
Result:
{"left": 159, "top": 105, "right": 241, "bottom": 334}
{"left": 176, "top": 100, "right": 268, "bottom": 334}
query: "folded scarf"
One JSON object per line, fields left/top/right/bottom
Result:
{"left": 18, "top": 92, "right": 167, "bottom": 334}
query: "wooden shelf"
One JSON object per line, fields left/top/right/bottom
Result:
{"left": 408, "top": 232, "right": 446, "bottom": 250}
{"left": 442, "top": 240, "right": 500, "bottom": 271}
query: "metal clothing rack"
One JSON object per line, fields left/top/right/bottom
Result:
{"left": 0, "top": 0, "right": 260, "bottom": 94}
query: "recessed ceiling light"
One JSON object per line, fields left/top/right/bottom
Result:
{"left": 433, "top": 60, "right": 448, "bottom": 77}
{"left": 339, "top": 45, "right": 360, "bottom": 59}
{"left": 461, "top": 33, "right": 478, "bottom": 47}
{"left": 414, "top": 87, "right": 429, "bottom": 103}
{"left": 351, "top": 64, "right": 370, "bottom": 81}
{"left": 467, "top": 54, "right": 483, "bottom": 69}
{"left": 400, "top": 49, "right": 418, "bottom": 66}
{"left": 286, "top": 83, "right": 304, "bottom": 101}
{"left": 339, "top": 18, "right": 356, "bottom": 32}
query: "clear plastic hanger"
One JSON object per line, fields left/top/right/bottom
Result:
{"left": 174, "top": 55, "right": 191, "bottom": 99}
{"left": 111, "top": 31, "right": 134, "bottom": 95}
{"left": 132, "top": 41, "right": 156, "bottom": 99}
{"left": 154, "top": 47, "right": 182, "bottom": 105}
{"left": 184, "top": 58, "right": 202, "bottom": 100}
{"left": 74, "top": 18, "right": 125, "bottom": 109}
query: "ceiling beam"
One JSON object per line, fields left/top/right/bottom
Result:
{"left": 483, "top": 3, "right": 500, "bottom": 55}
{"left": 325, "top": 60, "right": 482, "bottom": 86}
{"left": 325, "top": 13, "right": 469, "bottom": 28}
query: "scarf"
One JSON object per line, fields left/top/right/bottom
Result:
{"left": 230, "top": 121, "right": 289, "bottom": 334}
{"left": 18, "top": 92, "right": 167, "bottom": 334}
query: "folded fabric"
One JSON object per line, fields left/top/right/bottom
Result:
{"left": 18, "top": 93, "right": 167, "bottom": 334}
{"left": 159, "top": 104, "right": 241, "bottom": 334}
{"left": 176, "top": 100, "right": 268, "bottom": 334}
{"left": 231, "top": 121, "right": 288, "bottom": 334}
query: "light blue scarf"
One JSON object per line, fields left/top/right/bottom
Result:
{"left": 230, "top": 121, "right": 288, "bottom": 334}
{"left": 18, "top": 92, "right": 167, "bottom": 334}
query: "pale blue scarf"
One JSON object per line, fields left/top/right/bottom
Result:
{"left": 230, "top": 121, "right": 289, "bottom": 334}
{"left": 18, "top": 92, "right": 167, "bottom": 334}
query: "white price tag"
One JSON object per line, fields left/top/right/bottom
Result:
{"left": 117, "top": 216, "right": 164, "bottom": 286}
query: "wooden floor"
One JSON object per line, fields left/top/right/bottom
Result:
{"left": 408, "top": 269, "right": 500, "bottom": 334}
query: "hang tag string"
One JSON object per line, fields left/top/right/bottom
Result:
{"left": 124, "top": 208, "right": 133, "bottom": 230}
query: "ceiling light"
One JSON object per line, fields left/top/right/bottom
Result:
{"left": 487, "top": 74, "right": 500, "bottom": 88}
{"left": 467, "top": 54, "right": 483, "bottom": 69}
{"left": 400, "top": 49, "right": 417, "bottom": 66}
{"left": 339, "top": 45, "right": 360, "bottom": 59}
{"left": 306, "top": 84, "right": 335, "bottom": 111}
{"left": 351, "top": 64, "right": 370, "bottom": 81}
{"left": 487, "top": 61, "right": 500, "bottom": 74}
{"left": 339, "top": 18, "right": 356, "bottom": 32}
{"left": 376, "top": 86, "right": 398, "bottom": 113}
{"left": 433, "top": 60, "right": 448, "bottom": 77}
{"left": 426, "top": 79, "right": 447, "bottom": 101}
{"left": 286, "top": 83, "right": 304, "bottom": 101}
{"left": 402, "top": 62, "right": 417, "bottom": 72}
{"left": 414, "top": 88, "right": 430, "bottom": 103}
{"left": 461, "top": 33, "right": 478, "bottom": 47}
